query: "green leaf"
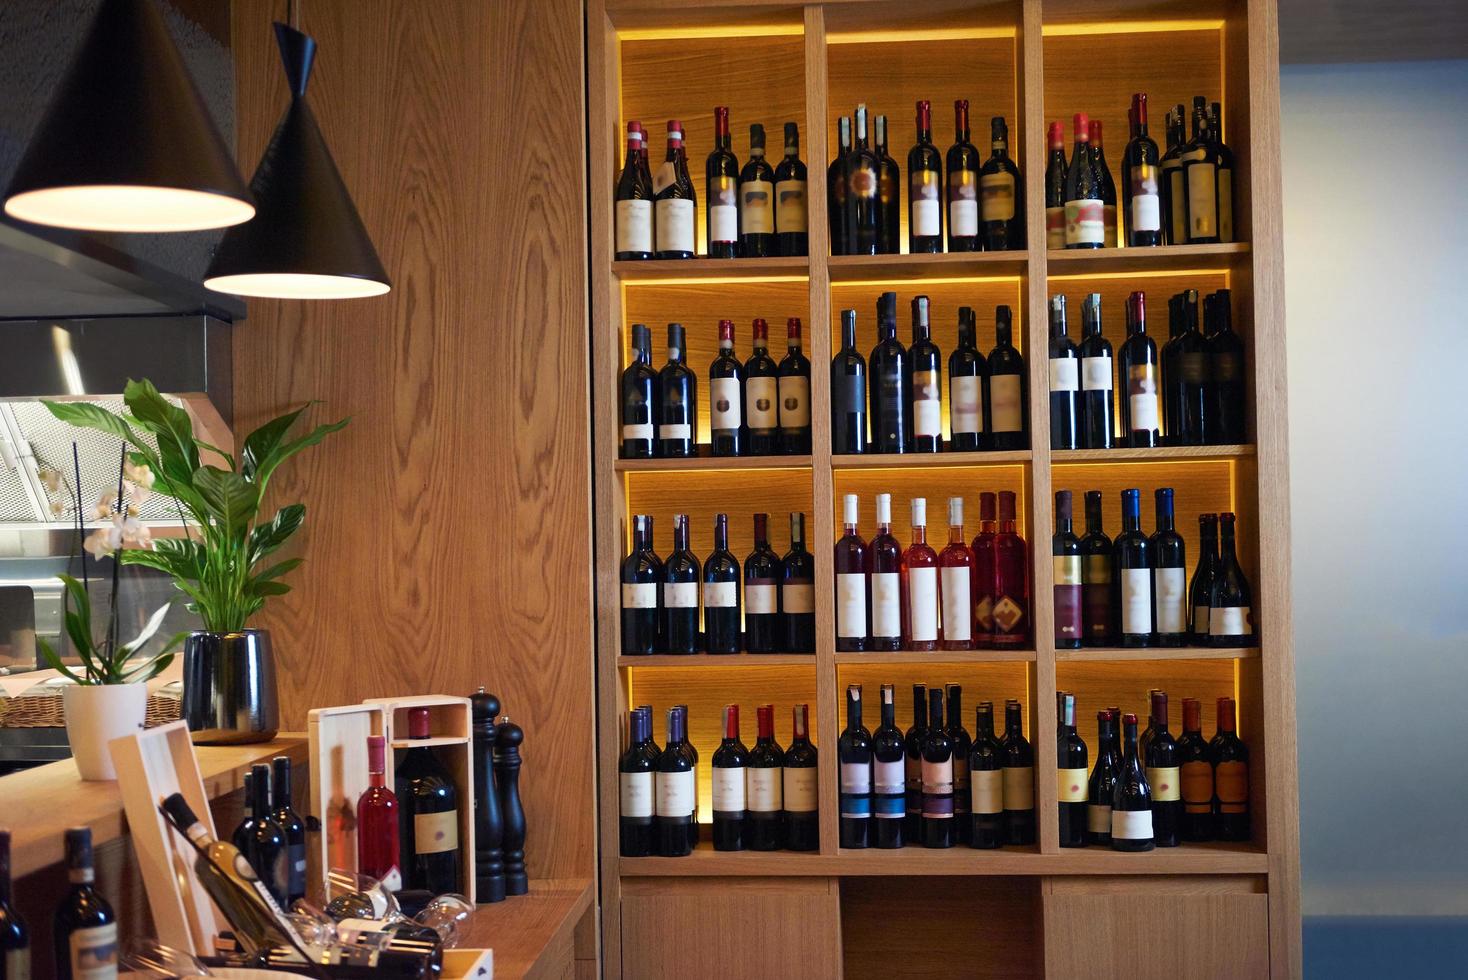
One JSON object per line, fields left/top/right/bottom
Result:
{"left": 252, "top": 417, "right": 349, "bottom": 491}
{"left": 42, "top": 401, "right": 146, "bottom": 448}
{"left": 117, "top": 602, "right": 172, "bottom": 657}
{"left": 251, "top": 557, "right": 303, "bottom": 583}
{"left": 57, "top": 574, "right": 94, "bottom": 649}
{"left": 240, "top": 405, "right": 309, "bottom": 482}
{"left": 38, "top": 636, "right": 86, "bottom": 684}
{"left": 191, "top": 466, "right": 258, "bottom": 539}
{"left": 123, "top": 547, "right": 194, "bottom": 580}
{"left": 249, "top": 504, "right": 305, "bottom": 562}
{"left": 121, "top": 651, "right": 175, "bottom": 683}
{"left": 250, "top": 581, "right": 292, "bottom": 598}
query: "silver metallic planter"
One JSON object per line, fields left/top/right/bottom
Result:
{"left": 182, "top": 629, "right": 280, "bottom": 744}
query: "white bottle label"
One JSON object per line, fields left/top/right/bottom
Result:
{"left": 950, "top": 199, "right": 979, "bottom": 237}
{"left": 713, "top": 766, "right": 746, "bottom": 812}
{"left": 664, "top": 581, "right": 698, "bottom": 608}
{"left": 913, "top": 369, "right": 942, "bottom": 437}
{"left": 1131, "top": 192, "right": 1161, "bottom": 233}
{"left": 874, "top": 758, "right": 905, "bottom": 799}
{"left": 980, "top": 172, "right": 1016, "bottom": 222}
{"left": 1112, "top": 808, "right": 1153, "bottom": 840}
{"left": 658, "top": 421, "right": 691, "bottom": 441}
{"left": 783, "top": 582, "right": 814, "bottom": 614}
{"left": 1049, "top": 357, "right": 1079, "bottom": 392}
{"left": 775, "top": 179, "right": 807, "bottom": 233}
{"left": 710, "top": 377, "right": 742, "bottom": 431}
{"left": 746, "top": 376, "right": 778, "bottom": 429}
{"left": 622, "top": 421, "right": 653, "bottom": 443}
{"left": 940, "top": 565, "right": 972, "bottom": 642}
{"left": 1130, "top": 390, "right": 1160, "bottom": 433}
{"left": 1211, "top": 606, "right": 1251, "bottom": 636}
{"left": 990, "top": 374, "right": 1023, "bottom": 433}
{"left": 710, "top": 204, "right": 738, "bottom": 245}
{"left": 950, "top": 375, "right": 983, "bottom": 434}
{"left": 655, "top": 198, "right": 694, "bottom": 254}
{"left": 1081, "top": 355, "right": 1112, "bottom": 392}
{"left": 778, "top": 375, "right": 810, "bottom": 428}
{"left": 1088, "top": 803, "right": 1112, "bottom": 833}
{"left": 741, "top": 178, "right": 774, "bottom": 234}
{"left": 622, "top": 582, "right": 656, "bottom": 609}
{"left": 746, "top": 583, "right": 778, "bottom": 615}
{"left": 68, "top": 922, "right": 117, "bottom": 980}
{"left": 870, "top": 571, "right": 900, "bottom": 639}
{"left": 1154, "top": 567, "right": 1187, "bottom": 634}
{"left": 784, "top": 766, "right": 818, "bottom": 812}
{"left": 972, "top": 768, "right": 1003, "bottom": 814}
{"left": 907, "top": 566, "right": 939, "bottom": 642}
{"left": 841, "top": 761, "right": 872, "bottom": 793}
{"left": 1194, "top": 605, "right": 1211, "bottom": 634}
{"left": 616, "top": 199, "right": 653, "bottom": 254}
{"left": 656, "top": 768, "right": 696, "bottom": 817}
{"left": 747, "top": 766, "right": 782, "bottom": 812}
{"left": 703, "top": 580, "right": 737, "bottom": 609}
{"left": 1121, "top": 567, "right": 1152, "bottom": 635}
{"left": 1057, "top": 767, "right": 1089, "bottom": 803}
{"left": 912, "top": 199, "right": 941, "bottom": 237}
{"left": 921, "top": 757, "right": 953, "bottom": 794}
{"left": 836, "top": 572, "right": 868, "bottom": 637}
{"left": 1064, "top": 198, "right": 1105, "bottom": 245}
{"left": 620, "top": 771, "right": 653, "bottom": 818}
{"left": 1002, "top": 765, "right": 1034, "bottom": 810}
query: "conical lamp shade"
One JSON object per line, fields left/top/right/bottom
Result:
{"left": 204, "top": 23, "right": 390, "bottom": 300}
{"left": 3, "top": 0, "right": 255, "bottom": 232}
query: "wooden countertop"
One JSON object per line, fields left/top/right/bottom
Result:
{"left": 460, "top": 877, "right": 594, "bottom": 980}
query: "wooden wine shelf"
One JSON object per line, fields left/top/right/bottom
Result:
{"left": 830, "top": 449, "right": 1032, "bottom": 469}
{"left": 1045, "top": 242, "right": 1252, "bottom": 276}
{"left": 613, "top": 256, "right": 810, "bottom": 282}
{"left": 1055, "top": 646, "right": 1261, "bottom": 662}
{"left": 832, "top": 648, "right": 1036, "bottom": 664}
{"left": 617, "top": 653, "right": 817, "bottom": 668}
{"left": 615, "top": 453, "right": 815, "bottom": 473}
{"left": 1050, "top": 445, "right": 1255, "bottom": 464}
{"left": 827, "top": 251, "right": 1027, "bottom": 282}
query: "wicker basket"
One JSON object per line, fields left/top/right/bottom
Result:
{"left": 0, "top": 691, "right": 181, "bottom": 728}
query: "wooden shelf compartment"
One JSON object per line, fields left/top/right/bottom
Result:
{"left": 613, "top": 257, "right": 810, "bottom": 282}
{"left": 618, "top": 653, "right": 816, "bottom": 668}
{"left": 615, "top": 453, "right": 814, "bottom": 473}
{"left": 1050, "top": 444, "right": 1253, "bottom": 463}
{"left": 832, "top": 458, "right": 1032, "bottom": 541}
{"left": 833, "top": 648, "right": 1036, "bottom": 664}
{"left": 837, "top": 660, "right": 1034, "bottom": 737}
{"left": 1054, "top": 656, "right": 1239, "bottom": 751}
{"left": 1045, "top": 243, "right": 1250, "bottom": 275}
{"left": 828, "top": 252, "right": 1027, "bottom": 282}
{"left": 1055, "top": 645, "right": 1258, "bottom": 662}
{"left": 828, "top": 277, "right": 1028, "bottom": 376}
{"left": 622, "top": 466, "right": 815, "bottom": 562}
{"left": 831, "top": 449, "right": 1032, "bottom": 469}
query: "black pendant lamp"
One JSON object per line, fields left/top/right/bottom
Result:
{"left": 204, "top": 23, "right": 390, "bottom": 300}
{"left": 4, "top": 0, "right": 255, "bottom": 233}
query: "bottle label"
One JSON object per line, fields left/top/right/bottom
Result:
{"left": 652, "top": 162, "right": 677, "bottom": 195}
{"left": 784, "top": 766, "right": 818, "bottom": 812}
{"left": 1129, "top": 161, "right": 1161, "bottom": 231}
{"left": 1084, "top": 570, "right": 1111, "bottom": 638}
{"left": 980, "top": 171, "right": 1016, "bottom": 221}
{"left": 616, "top": 199, "right": 653, "bottom": 253}
{"left": 907, "top": 566, "right": 939, "bottom": 642}
{"left": 1146, "top": 766, "right": 1181, "bottom": 802}
{"left": 1216, "top": 760, "right": 1248, "bottom": 813}
{"left": 833, "top": 374, "right": 866, "bottom": 420}
{"left": 414, "top": 809, "right": 460, "bottom": 855}
{"left": 921, "top": 757, "right": 954, "bottom": 817}
{"left": 1213, "top": 351, "right": 1242, "bottom": 382}
{"left": 1218, "top": 168, "right": 1233, "bottom": 242}
{"left": 990, "top": 374, "right": 1023, "bottom": 433}
{"left": 1002, "top": 765, "right": 1034, "bottom": 810}
{"left": 1081, "top": 355, "right": 1112, "bottom": 391}
{"left": 911, "top": 168, "right": 941, "bottom": 231}
{"left": 1112, "top": 808, "right": 1153, "bottom": 840}
{"left": 658, "top": 421, "right": 691, "bottom": 441}
{"left": 950, "top": 375, "right": 983, "bottom": 434}
{"left": 622, "top": 421, "right": 653, "bottom": 443}
{"left": 1064, "top": 198, "right": 1105, "bottom": 246}
{"left": 1181, "top": 760, "right": 1213, "bottom": 814}
{"left": 746, "top": 376, "right": 778, "bottom": 429}
{"left": 874, "top": 758, "right": 905, "bottom": 817}
{"left": 655, "top": 198, "right": 694, "bottom": 253}
{"left": 1057, "top": 766, "right": 1089, "bottom": 802}
{"left": 703, "top": 580, "right": 737, "bottom": 609}
{"left": 1121, "top": 567, "right": 1152, "bottom": 635}
{"left": 5, "top": 949, "right": 31, "bottom": 980}
{"left": 1180, "top": 351, "right": 1209, "bottom": 384}
{"left": 747, "top": 766, "right": 781, "bottom": 812}
{"left": 913, "top": 369, "right": 942, "bottom": 437}
{"left": 993, "top": 594, "right": 1025, "bottom": 634}
{"left": 1186, "top": 163, "right": 1218, "bottom": 239}
{"left": 870, "top": 571, "right": 900, "bottom": 639}
{"left": 949, "top": 169, "right": 979, "bottom": 236}
{"left": 622, "top": 582, "right": 657, "bottom": 610}
{"left": 709, "top": 174, "right": 738, "bottom": 244}
{"left": 974, "top": 593, "right": 993, "bottom": 632}
{"left": 783, "top": 581, "right": 814, "bottom": 614}
{"left": 836, "top": 572, "right": 868, "bottom": 637}
{"left": 778, "top": 375, "right": 810, "bottom": 428}
{"left": 1154, "top": 567, "right": 1187, "bottom": 634}
{"left": 1083, "top": 554, "right": 1111, "bottom": 585}
{"left": 656, "top": 768, "right": 696, "bottom": 817}
{"left": 710, "top": 377, "right": 742, "bottom": 432}
{"left": 775, "top": 179, "right": 807, "bottom": 233}
{"left": 664, "top": 581, "right": 697, "bottom": 608}
{"left": 741, "top": 178, "right": 774, "bottom": 235}
{"left": 952, "top": 757, "right": 970, "bottom": 795}
{"left": 1128, "top": 363, "right": 1160, "bottom": 432}
{"left": 68, "top": 921, "right": 117, "bottom": 980}
{"left": 972, "top": 768, "right": 1003, "bottom": 814}
{"left": 1054, "top": 554, "right": 1082, "bottom": 586}
{"left": 1088, "top": 803, "right": 1112, "bottom": 833}
{"left": 1211, "top": 606, "right": 1251, "bottom": 636}
{"left": 621, "top": 770, "right": 654, "bottom": 817}
{"left": 940, "top": 565, "right": 972, "bottom": 642}
{"left": 1055, "top": 583, "right": 1082, "bottom": 642}
{"left": 1167, "top": 168, "right": 1187, "bottom": 243}
{"left": 1049, "top": 357, "right": 1079, "bottom": 392}
{"left": 713, "top": 765, "right": 746, "bottom": 812}
{"left": 746, "top": 582, "right": 778, "bottom": 615}
{"left": 1046, "top": 206, "right": 1066, "bottom": 249}
{"left": 1194, "top": 604, "right": 1211, "bottom": 636}
{"left": 841, "top": 762, "right": 872, "bottom": 805}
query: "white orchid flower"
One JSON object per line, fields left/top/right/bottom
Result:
{"left": 123, "top": 460, "right": 155, "bottom": 490}
{"left": 83, "top": 527, "right": 115, "bottom": 560}
{"left": 38, "top": 469, "right": 62, "bottom": 494}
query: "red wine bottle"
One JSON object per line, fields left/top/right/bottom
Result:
{"left": 1087, "top": 709, "right": 1120, "bottom": 846}
{"left": 920, "top": 687, "right": 955, "bottom": 848}
{"left": 946, "top": 99, "right": 981, "bottom": 252}
{"left": 1121, "top": 93, "right": 1162, "bottom": 246}
{"left": 675, "top": 706, "right": 699, "bottom": 851}
{"left": 867, "top": 493, "right": 902, "bottom": 652}
{"left": 834, "top": 493, "right": 869, "bottom": 651}
{"left": 946, "top": 684, "right": 973, "bottom": 845}
{"left": 904, "top": 685, "right": 929, "bottom": 840}
{"left": 779, "top": 512, "right": 815, "bottom": 653}
{"left": 999, "top": 699, "right": 1035, "bottom": 845}
{"left": 827, "top": 116, "right": 851, "bottom": 255}
{"left": 615, "top": 120, "right": 654, "bottom": 260}
{"left": 620, "top": 514, "right": 662, "bottom": 655}
{"left": 657, "top": 323, "right": 696, "bottom": 458}
{"left": 1207, "top": 512, "right": 1255, "bottom": 646}
{"left": 739, "top": 123, "right": 776, "bottom": 257}
{"left": 980, "top": 116, "right": 1023, "bottom": 250}
{"left": 872, "top": 684, "right": 906, "bottom": 848}
{"left": 1182, "top": 96, "right": 1221, "bottom": 244}
{"left": 1048, "top": 294, "right": 1081, "bottom": 450}
{"left": 869, "top": 291, "right": 910, "bottom": 453}
{"left": 711, "top": 704, "right": 748, "bottom": 852}
{"left": 744, "top": 318, "right": 779, "bottom": 456}
{"left": 1114, "top": 488, "right": 1153, "bottom": 646}
{"left": 900, "top": 497, "right": 940, "bottom": 650}
{"left": 358, "top": 734, "right": 402, "bottom": 887}
{"left": 0, "top": 830, "right": 31, "bottom": 980}
{"left": 1161, "top": 288, "right": 1209, "bottom": 446}
{"left": 396, "top": 708, "right": 461, "bottom": 894}
{"left": 1080, "top": 490, "right": 1114, "bottom": 645}
{"left": 783, "top": 705, "right": 819, "bottom": 851}
{"left": 268, "top": 756, "right": 306, "bottom": 904}
{"left": 661, "top": 514, "right": 699, "bottom": 654}
{"left": 968, "top": 701, "right": 1003, "bottom": 849}
{"left": 1211, "top": 696, "right": 1250, "bottom": 840}
{"left": 939, "top": 497, "right": 975, "bottom": 650}
{"left": 233, "top": 764, "right": 288, "bottom": 905}
{"left": 746, "top": 704, "right": 785, "bottom": 851}
{"left": 619, "top": 708, "right": 656, "bottom": 857}
{"left": 703, "top": 514, "right": 741, "bottom": 654}
{"left": 907, "top": 100, "right": 944, "bottom": 253}
{"left": 909, "top": 295, "right": 943, "bottom": 452}
{"left": 1111, "top": 713, "right": 1155, "bottom": 851}
{"left": 1205, "top": 289, "right": 1247, "bottom": 444}
{"left": 971, "top": 491, "right": 998, "bottom": 647}
{"left": 1078, "top": 293, "right": 1113, "bottom": 450}
{"left": 1063, "top": 113, "right": 1105, "bottom": 249}
{"left": 874, "top": 114, "right": 901, "bottom": 255}
{"left": 621, "top": 323, "right": 659, "bottom": 459}
{"left": 709, "top": 319, "right": 745, "bottom": 457}
{"left": 1189, "top": 513, "right": 1220, "bottom": 643}
{"left": 774, "top": 122, "right": 808, "bottom": 256}
{"left": 54, "top": 829, "right": 116, "bottom": 980}
{"left": 1119, "top": 291, "right": 1161, "bottom": 447}
{"left": 992, "top": 491, "right": 1029, "bottom": 648}
{"left": 1151, "top": 488, "right": 1188, "bottom": 647}
{"left": 1178, "top": 697, "right": 1214, "bottom": 842}
{"left": 1210, "top": 102, "right": 1236, "bottom": 242}
{"left": 1088, "top": 119, "right": 1117, "bottom": 247}
{"left": 1144, "top": 691, "right": 1182, "bottom": 847}
{"left": 987, "top": 306, "right": 1027, "bottom": 450}
{"left": 1160, "top": 104, "right": 1187, "bottom": 245}
{"left": 706, "top": 106, "right": 740, "bottom": 259}
{"left": 948, "top": 306, "right": 987, "bottom": 451}
{"left": 844, "top": 104, "right": 881, "bottom": 256}
{"left": 777, "top": 318, "right": 812, "bottom": 454}
{"left": 1057, "top": 693, "right": 1089, "bottom": 847}
{"left": 1043, "top": 120, "right": 1067, "bottom": 249}
{"left": 655, "top": 707, "right": 694, "bottom": 857}
{"left": 653, "top": 120, "right": 696, "bottom": 259}
{"left": 1140, "top": 689, "right": 1162, "bottom": 765}
{"left": 838, "top": 684, "right": 873, "bottom": 849}
{"left": 831, "top": 309, "right": 868, "bottom": 454}
{"left": 744, "top": 513, "right": 781, "bottom": 653}
{"left": 1053, "top": 490, "right": 1083, "bottom": 649}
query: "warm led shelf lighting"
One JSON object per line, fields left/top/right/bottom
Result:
{"left": 1041, "top": 19, "right": 1224, "bottom": 36}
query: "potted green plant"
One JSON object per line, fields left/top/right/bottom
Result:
{"left": 44, "top": 379, "right": 346, "bottom": 744}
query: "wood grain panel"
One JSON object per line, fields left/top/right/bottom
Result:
{"left": 1054, "top": 658, "right": 1237, "bottom": 749}
{"left": 230, "top": 0, "right": 594, "bottom": 882}
{"left": 836, "top": 661, "right": 1032, "bottom": 736}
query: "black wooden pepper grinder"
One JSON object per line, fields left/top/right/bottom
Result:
{"left": 470, "top": 687, "right": 506, "bottom": 903}
{"left": 494, "top": 715, "right": 528, "bottom": 896}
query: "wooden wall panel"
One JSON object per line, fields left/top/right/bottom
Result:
{"left": 230, "top": 0, "right": 594, "bottom": 880}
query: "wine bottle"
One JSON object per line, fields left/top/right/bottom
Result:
{"left": 621, "top": 514, "right": 662, "bottom": 654}
{"left": 744, "top": 513, "right": 781, "bottom": 653}
{"left": 746, "top": 704, "right": 784, "bottom": 851}
{"left": 774, "top": 122, "right": 809, "bottom": 257}
{"left": 396, "top": 708, "right": 461, "bottom": 894}
{"left": 234, "top": 764, "right": 288, "bottom": 905}
{"left": 615, "top": 121, "right": 654, "bottom": 261}
{"left": 900, "top": 497, "right": 940, "bottom": 651}
{"left": 839, "top": 684, "right": 873, "bottom": 849}
{"left": 777, "top": 318, "right": 812, "bottom": 454}
{"left": 1078, "top": 293, "right": 1114, "bottom": 449}
{"left": 0, "top": 830, "right": 30, "bottom": 980}
{"left": 946, "top": 99, "right": 981, "bottom": 252}
{"left": 845, "top": 104, "right": 881, "bottom": 256}
{"left": 653, "top": 120, "right": 696, "bottom": 259}
{"left": 619, "top": 708, "right": 656, "bottom": 857}
{"left": 1205, "top": 289, "right": 1247, "bottom": 444}
{"left": 828, "top": 116, "right": 851, "bottom": 255}
{"left": 1140, "top": 689, "right": 1162, "bottom": 765}
{"left": 1208, "top": 512, "right": 1255, "bottom": 646}
{"left": 1111, "top": 713, "right": 1154, "bottom": 851}
{"left": 1212, "top": 696, "right": 1251, "bottom": 841}
{"left": 921, "top": 687, "right": 955, "bottom": 848}
{"left": 270, "top": 756, "right": 306, "bottom": 905}
{"left": 969, "top": 701, "right": 1004, "bottom": 849}
{"left": 706, "top": 106, "right": 740, "bottom": 259}
{"left": 874, "top": 114, "right": 901, "bottom": 255}
{"left": 946, "top": 684, "right": 973, "bottom": 845}
{"left": 1087, "top": 709, "right": 1120, "bottom": 846}
{"left": 658, "top": 323, "right": 697, "bottom": 458}
{"left": 1119, "top": 291, "right": 1161, "bottom": 446}
{"left": 675, "top": 706, "right": 699, "bottom": 851}
{"left": 904, "top": 685, "right": 929, "bottom": 841}
{"left": 744, "top": 318, "right": 779, "bottom": 456}
{"left": 1057, "top": 693, "right": 1089, "bottom": 847}
{"left": 939, "top": 497, "right": 975, "bottom": 650}
{"left": 908, "top": 100, "right": 944, "bottom": 253}
{"left": 1121, "top": 94, "right": 1162, "bottom": 247}
{"left": 1048, "top": 294, "right": 1081, "bottom": 450}
{"left": 710, "top": 319, "right": 745, "bottom": 456}
{"left": 780, "top": 512, "right": 816, "bottom": 653}
{"left": 621, "top": 323, "right": 659, "bottom": 459}
{"left": 1089, "top": 118, "right": 1118, "bottom": 247}
{"left": 1151, "top": 488, "right": 1188, "bottom": 647}
{"left": 987, "top": 306, "right": 1027, "bottom": 450}
{"left": 834, "top": 493, "right": 869, "bottom": 652}
{"left": 1043, "top": 121, "right": 1067, "bottom": 250}
{"left": 1114, "top": 488, "right": 1153, "bottom": 647}
{"left": 831, "top": 309, "right": 868, "bottom": 455}
{"left": 54, "top": 828, "right": 117, "bottom": 980}
{"left": 662, "top": 514, "right": 700, "bottom": 655}
{"left": 357, "top": 734, "right": 403, "bottom": 889}
{"left": 971, "top": 491, "right": 998, "bottom": 647}
{"left": 703, "top": 513, "right": 741, "bottom": 654}
{"left": 868, "top": 493, "right": 903, "bottom": 652}
{"left": 980, "top": 116, "right": 1024, "bottom": 250}
{"left": 655, "top": 707, "right": 694, "bottom": 857}
{"left": 711, "top": 704, "right": 748, "bottom": 851}
{"left": 739, "top": 123, "right": 776, "bottom": 257}
{"left": 872, "top": 684, "right": 906, "bottom": 848}
{"left": 1190, "top": 513, "right": 1220, "bottom": 643}
{"left": 1053, "top": 490, "right": 1083, "bottom": 649}
{"left": 1182, "top": 96, "right": 1219, "bottom": 244}
{"left": 1080, "top": 490, "right": 1114, "bottom": 646}
{"left": 948, "top": 307, "right": 987, "bottom": 451}
{"left": 992, "top": 491, "right": 1029, "bottom": 648}
{"left": 869, "top": 291, "right": 911, "bottom": 454}
{"left": 1210, "top": 102, "right": 1236, "bottom": 243}
{"left": 1161, "top": 289, "right": 1209, "bottom": 445}
{"left": 1145, "top": 691, "right": 1182, "bottom": 847}
{"left": 784, "top": 704, "right": 819, "bottom": 851}
{"left": 1000, "top": 699, "right": 1035, "bottom": 845}
{"left": 1160, "top": 105, "right": 1187, "bottom": 245}
{"left": 1178, "top": 697, "right": 1214, "bottom": 842}
{"left": 909, "top": 295, "right": 943, "bottom": 452}
{"left": 1063, "top": 113, "right": 1104, "bottom": 249}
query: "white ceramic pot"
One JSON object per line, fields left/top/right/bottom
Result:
{"left": 63, "top": 682, "right": 148, "bottom": 780}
